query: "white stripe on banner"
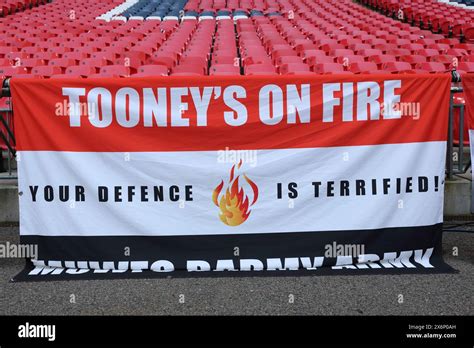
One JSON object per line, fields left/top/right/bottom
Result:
{"left": 18, "top": 141, "right": 446, "bottom": 236}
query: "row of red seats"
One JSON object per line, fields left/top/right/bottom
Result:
{"left": 1, "top": 0, "right": 474, "bottom": 78}
{"left": 236, "top": 15, "right": 474, "bottom": 75}
{"left": 0, "top": 0, "right": 48, "bottom": 17}
{"left": 232, "top": 0, "right": 474, "bottom": 75}
{"left": 0, "top": 0, "right": 169, "bottom": 77}
{"left": 209, "top": 20, "right": 240, "bottom": 75}
{"left": 184, "top": 0, "right": 290, "bottom": 11}
{"left": 360, "top": 0, "right": 474, "bottom": 41}
{"left": 0, "top": 0, "right": 122, "bottom": 29}
{"left": 360, "top": 0, "right": 471, "bottom": 144}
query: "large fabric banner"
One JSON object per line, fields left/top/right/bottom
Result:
{"left": 462, "top": 75, "right": 474, "bottom": 214}
{"left": 11, "top": 74, "right": 453, "bottom": 281}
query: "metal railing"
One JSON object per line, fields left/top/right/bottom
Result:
{"left": 0, "top": 78, "right": 16, "bottom": 178}
{"left": 447, "top": 84, "right": 470, "bottom": 179}
{"left": 0, "top": 78, "right": 471, "bottom": 180}
{"left": 0, "top": 104, "right": 15, "bottom": 178}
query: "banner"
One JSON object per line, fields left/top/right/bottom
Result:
{"left": 462, "top": 75, "right": 474, "bottom": 214}
{"left": 11, "top": 74, "right": 453, "bottom": 281}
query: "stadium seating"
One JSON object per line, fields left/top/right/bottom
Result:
{"left": 0, "top": 0, "right": 473, "bottom": 79}
{"left": 118, "top": 0, "right": 188, "bottom": 19}
{"left": 361, "top": 0, "right": 474, "bottom": 41}
{"left": 0, "top": 0, "right": 49, "bottom": 18}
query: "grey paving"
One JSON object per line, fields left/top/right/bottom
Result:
{"left": 0, "top": 225, "right": 472, "bottom": 316}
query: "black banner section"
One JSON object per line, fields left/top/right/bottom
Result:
{"left": 12, "top": 224, "right": 455, "bottom": 281}
{"left": 0, "top": 316, "right": 472, "bottom": 346}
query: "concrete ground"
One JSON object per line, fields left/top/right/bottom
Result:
{"left": 0, "top": 224, "right": 472, "bottom": 316}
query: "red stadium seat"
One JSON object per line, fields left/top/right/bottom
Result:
{"left": 305, "top": 55, "right": 334, "bottom": 66}
{"left": 209, "top": 64, "right": 240, "bottom": 75}
{"left": 329, "top": 49, "right": 354, "bottom": 57}
{"left": 431, "top": 55, "right": 457, "bottom": 68}
{"left": 446, "top": 49, "right": 469, "bottom": 58}
{"left": 373, "top": 44, "right": 398, "bottom": 53}
{"left": 80, "top": 58, "right": 109, "bottom": 70}
{"left": 92, "top": 51, "right": 119, "bottom": 62}
{"left": 51, "top": 74, "right": 83, "bottom": 79}
{"left": 335, "top": 56, "right": 365, "bottom": 65}
{"left": 88, "top": 73, "right": 121, "bottom": 78}
{"left": 241, "top": 55, "right": 271, "bottom": 67}
{"left": 31, "top": 65, "right": 62, "bottom": 77}
{"left": 0, "top": 66, "right": 28, "bottom": 77}
{"left": 386, "top": 49, "right": 411, "bottom": 57}
{"left": 275, "top": 56, "right": 303, "bottom": 66}
{"left": 400, "top": 44, "right": 424, "bottom": 53}
{"left": 320, "top": 43, "right": 345, "bottom": 53}
{"left": 148, "top": 55, "right": 177, "bottom": 69}
{"left": 246, "top": 71, "right": 278, "bottom": 76}
{"left": 272, "top": 48, "right": 298, "bottom": 63}
{"left": 136, "top": 65, "right": 169, "bottom": 76}
{"left": 48, "top": 58, "right": 77, "bottom": 70}
{"left": 349, "top": 43, "right": 371, "bottom": 52}
{"left": 357, "top": 49, "right": 383, "bottom": 57}
{"left": 465, "top": 25, "right": 474, "bottom": 44}
{"left": 173, "top": 64, "right": 206, "bottom": 75}
{"left": 301, "top": 49, "right": 327, "bottom": 59}
{"left": 279, "top": 63, "right": 310, "bottom": 75}
{"left": 454, "top": 44, "right": 474, "bottom": 53}
{"left": 99, "top": 65, "right": 131, "bottom": 77}
{"left": 0, "top": 46, "right": 19, "bottom": 58}
{"left": 16, "top": 58, "right": 45, "bottom": 71}
{"left": 6, "top": 52, "right": 29, "bottom": 61}
{"left": 399, "top": 55, "right": 427, "bottom": 67}
{"left": 382, "top": 62, "right": 412, "bottom": 74}
{"left": 170, "top": 72, "right": 203, "bottom": 76}
{"left": 211, "top": 56, "right": 237, "bottom": 65}
{"left": 245, "top": 64, "right": 277, "bottom": 75}
{"left": 415, "top": 62, "right": 447, "bottom": 73}
{"left": 415, "top": 49, "right": 440, "bottom": 58}
{"left": 368, "top": 55, "right": 397, "bottom": 68}
{"left": 21, "top": 46, "right": 43, "bottom": 55}
{"left": 294, "top": 42, "right": 318, "bottom": 54}
{"left": 56, "top": 52, "right": 87, "bottom": 61}
{"left": 427, "top": 43, "right": 450, "bottom": 52}
{"left": 312, "top": 63, "right": 344, "bottom": 74}
{"left": 349, "top": 62, "right": 379, "bottom": 74}
{"left": 210, "top": 70, "right": 241, "bottom": 76}
{"left": 65, "top": 65, "right": 97, "bottom": 77}
{"left": 458, "top": 62, "right": 474, "bottom": 74}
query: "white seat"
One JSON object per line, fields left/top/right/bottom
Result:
{"left": 111, "top": 16, "right": 127, "bottom": 22}
{"left": 163, "top": 16, "right": 179, "bottom": 21}
{"left": 198, "top": 15, "right": 214, "bottom": 21}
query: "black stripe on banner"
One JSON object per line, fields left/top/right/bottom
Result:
{"left": 12, "top": 223, "right": 455, "bottom": 281}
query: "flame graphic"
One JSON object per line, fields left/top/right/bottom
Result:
{"left": 212, "top": 160, "right": 259, "bottom": 226}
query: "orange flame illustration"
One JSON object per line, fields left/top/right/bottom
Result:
{"left": 212, "top": 160, "right": 259, "bottom": 226}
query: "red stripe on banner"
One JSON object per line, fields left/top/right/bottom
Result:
{"left": 11, "top": 74, "right": 450, "bottom": 152}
